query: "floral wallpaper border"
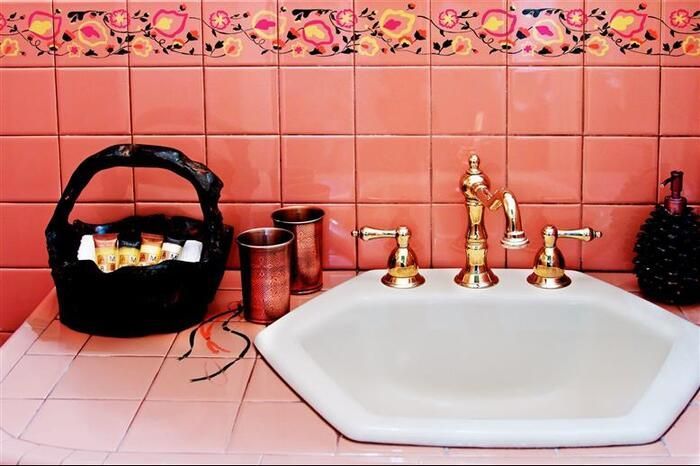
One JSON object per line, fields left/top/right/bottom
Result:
{"left": 1, "top": 2, "right": 699, "bottom": 60}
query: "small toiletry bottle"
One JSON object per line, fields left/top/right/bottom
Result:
{"left": 138, "top": 233, "right": 164, "bottom": 266}
{"left": 118, "top": 231, "right": 141, "bottom": 268}
{"left": 634, "top": 171, "right": 699, "bottom": 304}
{"left": 161, "top": 235, "right": 185, "bottom": 262}
{"left": 94, "top": 233, "right": 119, "bottom": 273}
{"left": 77, "top": 235, "right": 97, "bottom": 262}
{"left": 177, "top": 240, "right": 203, "bottom": 263}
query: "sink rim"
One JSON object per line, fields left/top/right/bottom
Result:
{"left": 255, "top": 269, "right": 700, "bottom": 448}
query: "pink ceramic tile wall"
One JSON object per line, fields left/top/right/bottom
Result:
{"left": 1, "top": 0, "right": 699, "bottom": 332}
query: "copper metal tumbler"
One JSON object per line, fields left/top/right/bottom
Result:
{"left": 272, "top": 206, "right": 325, "bottom": 294}
{"left": 237, "top": 228, "right": 294, "bottom": 324}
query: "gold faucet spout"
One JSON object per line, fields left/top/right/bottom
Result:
{"left": 466, "top": 175, "right": 528, "bottom": 249}
{"left": 454, "top": 152, "right": 528, "bottom": 289}
{"left": 496, "top": 189, "right": 528, "bottom": 249}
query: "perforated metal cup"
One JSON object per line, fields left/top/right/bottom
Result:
{"left": 237, "top": 228, "right": 294, "bottom": 324}
{"left": 272, "top": 207, "right": 325, "bottom": 295}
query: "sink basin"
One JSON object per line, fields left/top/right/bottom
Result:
{"left": 255, "top": 269, "right": 700, "bottom": 448}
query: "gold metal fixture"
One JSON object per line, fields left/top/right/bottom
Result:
{"left": 352, "top": 226, "right": 426, "bottom": 289}
{"left": 527, "top": 225, "right": 603, "bottom": 289}
{"left": 455, "top": 153, "right": 529, "bottom": 289}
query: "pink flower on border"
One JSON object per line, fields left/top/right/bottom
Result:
{"left": 77, "top": 20, "right": 108, "bottom": 47}
{"left": 108, "top": 9, "right": 129, "bottom": 29}
{"left": 532, "top": 18, "right": 564, "bottom": 45}
{"left": 335, "top": 8, "right": 356, "bottom": 28}
{"left": 0, "top": 13, "right": 7, "bottom": 32}
{"left": 438, "top": 9, "right": 459, "bottom": 29}
{"left": 301, "top": 19, "right": 334, "bottom": 47}
{"left": 289, "top": 40, "right": 308, "bottom": 57}
{"left": 209, "top": 10, "right": 230, "bottom": 30}
{"left": 521, "top": 40, "right": 536, "bottom": 56}
{"left": 67, "top": 43, "right": 82, "bottom": 57}
{"left": 380, "top": 9, "right": 416, "bottom": 39}
{"left": 670, "top": 9, "right": 691, "bottom": 29}
{"left": 252, "top": 10, "right": 281, "bottom": 40}
{"left": 565, "top": 9, "right": 587, "bottom": 27}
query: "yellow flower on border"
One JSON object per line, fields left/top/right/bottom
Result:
{"left": 132, "top": 36, "right": 153, "bottom": 57}
{"left": 0, "top": 38, "right": 20, "bottom": 57}
{"left": 682, "top": 36, "right": 700, "bottom": 57}
{"left": 357, "top": 36, "right": 379, "bottom": 57}
{"left": 223, "top": 37, "right": 243, "bottom": 57}
{"left": 587, "top": 36, "right": 609, "bottom": 57}
{"left": 452, "top": 36, "right": 472, "bottom": 55}
{"left": 379, "top": 9, "right": 416, "bottom": 40}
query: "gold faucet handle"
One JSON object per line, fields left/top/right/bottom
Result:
{"left": 352, "top": 226, "right": 407, "bottom": 243}
{"left": 544, "top": 226, "right": 603, "bottom": 248}
{"left": 351, "top": 226, "right": 425, "bottom": 289}
{"left": 527, "top": 225, "right": 602, "bottom": 289}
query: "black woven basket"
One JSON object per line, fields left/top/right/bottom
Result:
{"left": 46, "top": 144, "right": 233, "bottom": 337}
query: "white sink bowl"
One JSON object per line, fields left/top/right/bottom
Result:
{"left": 255, "top": 269, "right": 700, "bottom": 448}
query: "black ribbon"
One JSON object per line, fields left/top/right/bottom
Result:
{"left": 178, "top": 302, "right": 252, "bottom": 383}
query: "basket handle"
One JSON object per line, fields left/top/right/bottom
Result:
{"left": 47, "top": 144, "right": 225, "bottom": 253}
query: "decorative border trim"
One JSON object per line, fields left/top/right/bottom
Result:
{"left": 1, "top": 3, "right": 699, "bottom": 59}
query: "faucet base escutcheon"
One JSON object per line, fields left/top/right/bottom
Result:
{"left": 454, "top": 267, "right": 499, "bottom": 289}
{"left": 383, "top": 272, "right": 426, "bottom": 289}
{"left": 526, "top": 272, "right": 572, "bottom": 290}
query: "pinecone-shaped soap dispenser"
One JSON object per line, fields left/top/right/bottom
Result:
{"left": 634, "top": 171, "right": 700, "bottom": 305}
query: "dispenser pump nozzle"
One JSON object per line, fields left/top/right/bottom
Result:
{"left": 661, "top": 170, "right": 686, "bottom": 215}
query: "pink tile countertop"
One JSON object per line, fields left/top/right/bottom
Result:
{"left": 1, "top": 271, "right": 698, "bottom": 465}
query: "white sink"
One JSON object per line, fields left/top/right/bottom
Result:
{"left": 255, "top": 269, "right": 700, "bottom": 448}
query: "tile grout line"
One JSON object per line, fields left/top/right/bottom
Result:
{"left": 352, "top": 0, "right": 359, "bottom": 272}
{"left": 277, "top": 1, "right": 283, "bottom": 209}
{"left": 200, "top": 0, "right": 208, "bottom": 170}
{"left": 6, "top": 63, "right": 700, "bottom": 69}
{"left": 112, "top": 333, "right": 178, "bottom": 453}
{"left": 224, "top": 357, "right": 259, "bottom": 452}
{"left": 16, "top": 318, "right": 94, "bottom": 440}
{"left": 126, "top": 0, "right": 135, "bottom": 211}
{"left": 656, "top": 3, "right": 663, "bottom": 208}
{"left": 579, "top": 0, "right": 586, "bottom": 270}
{"left": 51, "top": 0, "right": 63, "bottom": 202}
{"left": 5, "top": 132, "right": 700, "bottom": 138}
{"left": 428, "top": 0, "right": 433, "bottom": 268}
{"left": 505, "top": 0, "right": 511, "bottom": 268}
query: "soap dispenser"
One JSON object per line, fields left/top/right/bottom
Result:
{"left": 634, "top": 171, "right": 700, "bottom": 305}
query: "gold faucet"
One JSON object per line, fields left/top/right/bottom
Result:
{"left": 352, "top": 226, "right": 425, "bottom": 289}
{"left": 527, "top": 225, "right": 602, "bottom": 289}
{"left": 455, "top": 153, "right": 529, "bottom": 289}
